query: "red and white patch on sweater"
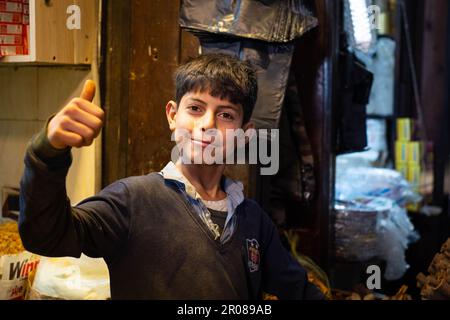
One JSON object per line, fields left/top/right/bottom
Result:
{"left": 246, "top": 239, "right": 260, "bottom": 273}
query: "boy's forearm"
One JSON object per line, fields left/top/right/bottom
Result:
{"left": 18, "top": 125, "right": 82, "bottom": 257}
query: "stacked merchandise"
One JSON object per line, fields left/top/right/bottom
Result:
{"left": 395, "top": 118, "right": 422, "bottom": 211}
{"left": 0, "top": 0, "right": 29, "bottom": 57}
{"left": 334, "top": 167, "right": 421, "bottom": 280}
{"left": 334, "top": 198, "right": 386, "bottom": 263}
{"left": 417, "top": 238, "right": 450, "bottom": 300}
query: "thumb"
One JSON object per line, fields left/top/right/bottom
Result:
{"left": 80, "top": 79, "right": 96, "bottom": 102}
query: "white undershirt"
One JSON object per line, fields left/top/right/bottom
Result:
{"left": 202, "top": 197, "right": 228, "bottom": 212}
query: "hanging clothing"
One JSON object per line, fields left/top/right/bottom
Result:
{"left": 180, "top": 0, "right": 318, "bottom": 43}
{"left": 200, "top": 36, "right": 295, "bottom": 130}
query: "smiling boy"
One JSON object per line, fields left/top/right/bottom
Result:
{"left": 19, "top": 54, "right": 323, "bottom": 300}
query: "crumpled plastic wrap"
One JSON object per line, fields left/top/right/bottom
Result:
{"left": 28, "top": 255, "right": 110, "bottom": 300}
{"left": 334, "top": 196, "right": 419, "bottom": 281}
{"left": 378, "top": 203, "right": 418, "bottom": 280}
{"left": 335, "top": 166, "right": 422, "bottom": 206}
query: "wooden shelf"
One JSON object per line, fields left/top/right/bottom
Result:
{"left": 0, "top": 0, "right": 98, "bottom": 65}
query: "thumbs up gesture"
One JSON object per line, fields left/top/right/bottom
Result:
{"left": 47, "top": 80, "right": 105, "bottom": 149}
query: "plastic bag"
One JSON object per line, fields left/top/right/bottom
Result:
{"left": 378, "top": 204, "right": 419, "bottom": 280}
{"left": 335, "top": 167, "right": 422, "bottom": 206}
{"left": 0, "top": 218, "right": 40, "bottom": 300}
{"left": 28, "top": 254, "right": 110, "bottom": 300}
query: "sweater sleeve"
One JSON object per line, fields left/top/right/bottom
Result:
{"left": 18, "top": 125, "right": 130, "bottom": 262}
{"left": 260, "top": 213, "right": 325, "bottom": 300}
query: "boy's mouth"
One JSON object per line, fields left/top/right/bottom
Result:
{"left": 191, "top": 139, "right": 213, "bottom": 148}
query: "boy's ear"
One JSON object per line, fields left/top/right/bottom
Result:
{"left": 166, "top": 101, "right": 177, "bottom": 131}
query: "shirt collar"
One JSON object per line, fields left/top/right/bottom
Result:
{"left": 159, "top": 161, "right": 244, "bottom": 209}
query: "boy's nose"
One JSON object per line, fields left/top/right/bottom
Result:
{"left": 200, "top": 112, "right": 216, "bottom": 131}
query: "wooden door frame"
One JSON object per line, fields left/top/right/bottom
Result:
{"left": 100, "top": 0, "right": 131, "bottom": 187}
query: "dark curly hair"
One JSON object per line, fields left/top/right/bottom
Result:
{"left": 175, "top": 53, "right": 258, "bottom": 124}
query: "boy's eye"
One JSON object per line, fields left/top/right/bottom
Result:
{"left": 218, "top": 113, "right": 235, "bottom": 121}
{"left": 187, "top": 105, "right": 202, "bottom": 113}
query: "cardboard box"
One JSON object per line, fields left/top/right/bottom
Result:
{"left": 407, "top": 164, "right": 421, "bottom": 191}
{"left": 397, "top": 118, "right": 412, "bottom": 141}
{"left": 0, "top": 44, "right": 23, "bottom": 55}
{"left": 0, "top": 33, "right": 21, "bottom": 45}
{"left": 0, "top": 12, "right": 21, "bottom": 23}
{"left": 407, "top": 141, "right": 421, "bottom": 164}
{"left": 22, "top": 23, "right": 27, "bottom": 54}
{"left": 395, "top": 141, "right": 408, "bottom": 163}
{"left": 395, "top": 161, "right": 408, "bottom": 179}
{"left": 0, "top": 1, "right": 23, "bottom": 13}
{"left": 0, "top": 22, "right": 22, "bottom": 34}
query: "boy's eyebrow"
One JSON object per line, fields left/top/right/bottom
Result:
{"left": 188, "top": 98, "right": 207, "bottom": 105}
{"left": 189, "top": 98, "right": 241, "bottom": 113}
{"left": 217, "top": 104, "right": 241, "bottom": 114}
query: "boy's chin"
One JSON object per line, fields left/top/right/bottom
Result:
{"left": 178, "top": 152, "right": 227, "bottom": 166}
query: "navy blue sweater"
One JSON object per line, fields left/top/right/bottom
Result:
{"left": 19, "top": 135, "right": 323, "bottom": 300}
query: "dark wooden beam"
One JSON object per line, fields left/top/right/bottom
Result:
{"left": 101, "top": 0, "right": 131, "bottom": 187}
{"left": 127, "top": 0, "right": 181, "bottom": 176}
{"left": 419, "top": 0, "right": 449, "bottom": 205}
{"left": 291, "top": 0, "right": 340, "bottom": 270}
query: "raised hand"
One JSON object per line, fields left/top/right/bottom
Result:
{"left": 47, "top": 80, "right": 104, "bottom": 149}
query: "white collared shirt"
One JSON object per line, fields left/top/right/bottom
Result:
{"left": 159, "top": 161, "right": 244, "bottom": 243}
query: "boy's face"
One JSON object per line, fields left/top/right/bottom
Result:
{"left": 166, "top": 90, "right": 254, "bottom": 165}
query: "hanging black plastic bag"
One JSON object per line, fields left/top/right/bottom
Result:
{"left": 337, "top": 50, "right": 374, "bottom": 154}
